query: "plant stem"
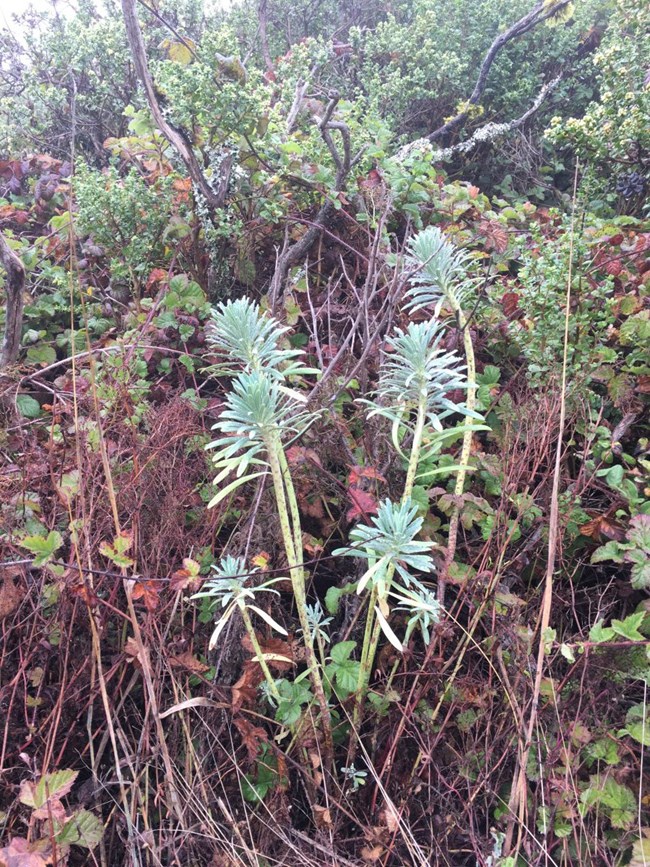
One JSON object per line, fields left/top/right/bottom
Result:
{"left": 266, "top": 436, "right": 334, "bottom": 764}
{"left": 239, "top": 604, "right": 282, "bottom": 701}
{"left": 438, "top": 305, "right": 476, "bottom": 605}
{"left": 403, "top": 398, "right": 427, "bottom": 502}
{"left": 353, "top": 398, "right": 427, "bottom": 736}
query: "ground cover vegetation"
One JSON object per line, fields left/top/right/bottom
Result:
{"left": 0, "top": 0, "right": 648, "bottom": 864}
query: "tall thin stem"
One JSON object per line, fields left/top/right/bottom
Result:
{"left": 240, "top": 604, "right": 282, "bottom": 702}
{"left": 438, "top": 304, "right": 476, "bottom": 605}
{"left": 352, "top": 397, "right": 427, "bottom": 736}
{"left": 266, "top": 437, "right": 334, "bottom": 763}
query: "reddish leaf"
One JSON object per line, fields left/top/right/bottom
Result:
{"left": 170, "top": 558, "right": 202, "bottom": 591}
{"left": 502, "top": 292, "right": 521, "bottom": 319}
{"left": 146, "top": 268, "right": 168, "bottom": 290}
{"left": 0, "top": 837, "right": 50, "bottom": 867}
{"left": 131, "top": 580, "right": 160, "bottom": 612}
{"left": 233, "top": 716, "right": 268, "bottom": 762}
{"left": 348, "top": 465, "right": 386, "bottom": 486}
{"left": 347, "top": 488, "right": 379, "bottom": 522}
{"left": 580, "top": 513, "right": 626, "bottom": 542}
{"left": 231, "top": 664, "right": 263, "bottom": 714}
{"left": 605, "top": 259, "right": 623, "bottom": 276}
{"left": 479, "top": 220, "right": 509, "bottom": 253}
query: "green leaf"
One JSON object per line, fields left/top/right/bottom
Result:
{"left": 611, "top": 611, "right": 645, "bottom": 642}
{"left": 57, "top": 470, "right": 80, "bottom": 504}
{"left": 20, "top": 769, "right": 78, "bottom": 808}
{"left": 589, "top": 620, "right": 615, "bottom": 643}
{"left": 20, "top": 530, "right": 63, "bottom": 566}
{"left": 560, "top": 643, "right": 575, "bottom": 663}
{"left": 330, "top": 641, "right": 356, "bottom": 664}
{"left": 26, "top": 344, "right": 56, "bottom": 366}
{"left": 55, "top": 809, "right": 103, "bottom": 848}
{"left": 620, "top": 703, "right": 649, "bottom": 746}
{"left": 99, "top": 531, "right": 134, "bottom": 568}
{"left": 326, "top": 641, "right": 360, "bottom": 695}
{"left": 590, "top": 540, "right": 626, "bottom": 565}
{"left": 16, "top": 394, "right": 41, "bottom": 419}
{"left": 605, "top": 464, "right": 624, "bottom": 488}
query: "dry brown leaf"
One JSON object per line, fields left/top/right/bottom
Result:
{"left": 233, "top": 716, "right": 268, "bottom": 762}
{"left": 361, "top": 844, "right": 384, "bottom": 862}
{"left": 313, "top": 805, "right": 332, "bottom": 828}
{"left": 0, "top": 575, "right": 22, "bottom": 620}
{"left": 169, "top": 651, "right": 209, "bottom": 674}
{"left": 241, "top": 635, "right": 294, "bottom": 671}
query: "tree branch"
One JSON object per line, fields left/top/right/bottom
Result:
{"left": 400, "top": 73, "right": 564, "bottom": 163}
{"left": 258, "top": 0, "right": 275, "bottom": 77}
{"left": 121, "top": 0, "right": 228, "bottom": 209}
{"left": 270, "top": 92, "right": 361, "bottom": 306}
{"left": 0, "top": 231, "right": 26, "bottom": 368}
{"left": 428, "top": 0, "right": 572, "bottom": 143}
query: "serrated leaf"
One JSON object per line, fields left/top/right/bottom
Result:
{"left": 620, "top": 703, "right": 649, "bottom": 746}
{"left": 19, "top": 531, "right": 63, "bottom": 566}
{"left": 20, "top": 769, "right": 78, "bottom": 809}
{"left": 330, "top": 641, "right": 356, "bottom": 664}
{"left": 589, "top": 619, "right": 615, "bottom": 643}
{"left": 611, "top": 611, "right": 645, "bottom": 641}
{"left": 55, "top": 809, "right": 103, "bottom": 848}
{"left": 16, "top": 394, "right": 42, "bottom": 419}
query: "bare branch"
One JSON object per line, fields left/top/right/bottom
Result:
{"left": 121, "top": 0, "right": 228, "bottom": 209}
{"left": 258, "top": 0, "right": 275, "bottom": 77}
{"left": 270, "top": 91, "right": 360, "bottom": 306}
{"left": 428, "top": 0, "right": 572, "bottom": 143}
{"left": 400, "top": 74, "right": 563, "bottom": 163}
{"left": 0, "top": 231, "right": 26, "bottom": 368}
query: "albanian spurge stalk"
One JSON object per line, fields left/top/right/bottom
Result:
{"left": 405, "top": 227, "right": 480, "bottom": 604}
{"left": 335, "top": 303, "right": 482, "bottom": 734}
{"left": 201, "top": 300, "right": 334, "bottom": 765}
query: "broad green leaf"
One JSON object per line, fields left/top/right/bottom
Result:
{"left": 16, "top": 394, "right": 41, "bottom": 419}
{"left": 560, "top": 643, "right": 575, "bottom": 663}
{"left": 99, "top": 531, "right": 134, "bottom": 568}
{"left": 589, "top": 620, "right": 615, "bottom": 643}
{"left": 590, "top": 540, "right": 625, "bottom": 565}
{"left": 160, "top": 37, "right": 195, "bottom": 65}
{"left": 55, "top": 809, "right": 103, "bottom": 848}
{"left": 20, "top": 769, "right": 78, "bottom": 809}
{"left": 620, "top": 703, "right": 649, "bottom": 746}
{"left": 20, "top": 530, "right": 63, "bottom": 566}
{"left": 330, "top": 641, "right": 356, "bottom": 664}
{"left": 611, "top": 612, "right": 645, "bottom": 642}
{"left": 26, "top": 344, "right": 56, "bottom": 365}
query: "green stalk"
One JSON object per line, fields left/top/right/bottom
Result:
{"left": 352, "top": 397, "right": 427, "bottom": 732}
{"left": 266, "top": 435, "right": 333, "bottom": 763}
{"left": 239, "top": 603, "right": 282, "bottom": 702}
{"left": 438, "top": 304, "right": 476, "bottom": 605}
{"left": 403, "top": 397, "right": 427, "bottom": 503}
